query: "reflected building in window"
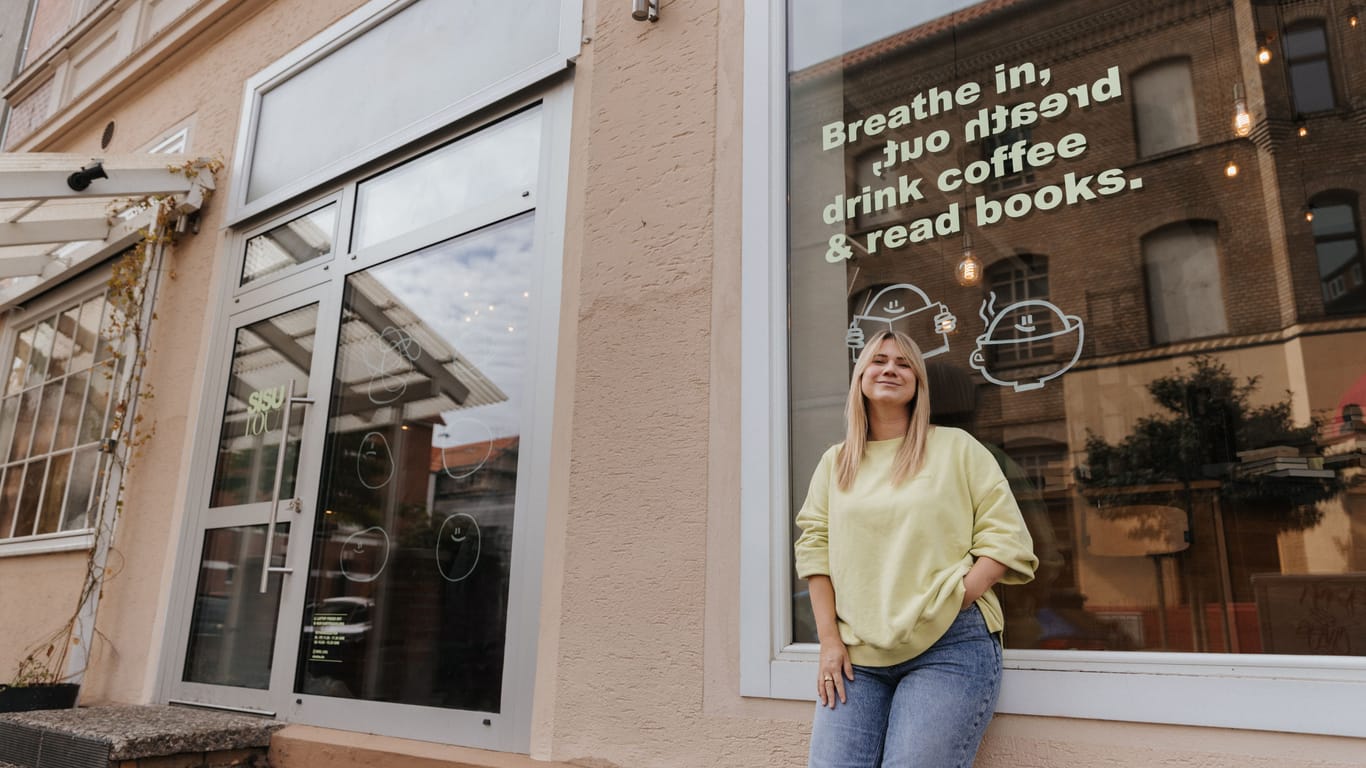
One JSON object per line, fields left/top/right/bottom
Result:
{"left": 787, "top": 0, "right": 1366, "bottom": 656}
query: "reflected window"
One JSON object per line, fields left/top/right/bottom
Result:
{"left": 1285, "top": 21, "right": 1335, "bottom": 114}
{"left": 1143, "top": 221, "right": 1227, "bottom": 343}
{"left": 982, "top": 125, "right": 1035, "bottom": 193}
{"left": 1132, "top": 58, "right": 1198, "bottom": 157}
{"left": 1310, "top": 194, "right": 1366, "bottom": 315}
{"left": 241, "top": 204, "right": 337, "bottom": 286}
{"left": 0, "top": 290, "right": 116, "bottom": 540}
{"left": 985, "top": 255, "right": 1051, "bottom": 364}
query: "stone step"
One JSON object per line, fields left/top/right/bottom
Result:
{"left": 0, "top": 705, "right": 281, "bottom": 768}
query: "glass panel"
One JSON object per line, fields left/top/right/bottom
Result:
{"left": 209, "top": 305, "right": 317, "bottom": 508}
{"left": 35, "top": 452, "right": 71, "bottom": 535}
{"left": 0, "top": 396, "right": 19, "bottom": 464}
{"left": 48, "top": 305, "right": 79, "bottom": 379}
{"left": 25, "top": 317, "right": 55, "bottom": 387}
{"left": 241, "top": 204, "right": 338, "bottom": 286}
{"left": 183, "top": 523, "right": 290, "bottom": 688}
{"left": 1132, "top": 60, "right": 1198, "bottom": 157}
{"left": 785, "top": 1, "right": 1366, "bottom": 658}
{"left": 0, "top": 469, "right": 16, "bottom": 538}
{"left": 78, "top": 367, "right": 112, "bottom": 445}
{"left": 13, "top": 460, "right": 47, "bottom": 538}
{"left": 61, "top": 445, "right": 100, "bottom": 531}
{"left": 29, "top": 381, "right": 63, "bottom": 457}
{"left": 70, "top": 298, "right": 103, "bottom": 372}
{"left": 11, "top": 387, "right": 41, "bottom": 461}
{"left": 296, "top": 213, "right": 535, "bottom": 710}
{"left": 246, "top": 0, "right": 560, "bottom": 202}
{"left": 54, "top": 372, "right": 87, "bottom": 452}
{"left": 8, "top": 327, "right": 35, "bottom": 394}
{"left": 353, "top": 107, "right": 541, "bottom": 249}
{"left": 94, "top": 299, "right": 120, "bottom": 364}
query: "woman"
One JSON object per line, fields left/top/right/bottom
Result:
{"left": 795, "top": 330, "right": 1038, "bottom": 768}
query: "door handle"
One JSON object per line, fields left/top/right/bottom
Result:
{"left": 259, "top": 380, "right": 311, "bottom": 593}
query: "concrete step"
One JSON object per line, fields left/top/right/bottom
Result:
{"left": 0, "top": 705, "right": 281, "bottom": 768}
{"left": 268, "top": 725, "right": 576, "bottom": 768}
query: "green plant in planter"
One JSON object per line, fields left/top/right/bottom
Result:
{"left": 5, "top": 159, "right": 221, "bottom": 703}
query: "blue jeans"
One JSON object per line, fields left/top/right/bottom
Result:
{"left": 808, "top": 607, "right": 1002, "bottom": 768}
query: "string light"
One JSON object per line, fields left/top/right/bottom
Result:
{"left": 1224, "top": 161, "right": 1240, "bottom": 178}
{"left": 1232, "top": 84, "right": 1252, "bottom": 137}
{"left": 1298, "top": 124, "right": 1309, "bottom": 137}
{"left": 1257, "top": 44, "right": 1272, "bottom": 64}
{"left": 1305, "top": 208, "right": 1315, "bottom": 223}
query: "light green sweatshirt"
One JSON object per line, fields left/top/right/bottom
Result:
{"left": 795, "top": 426, "right": 1038, "bottom": 667}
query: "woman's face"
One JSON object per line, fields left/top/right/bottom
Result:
{"left": 860, "top": 336, "right": 917, "bottom": 408}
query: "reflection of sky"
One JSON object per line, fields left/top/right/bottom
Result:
{"left": 789, "top": 0, "right": 977, "bottom": 70}
{"left": 367, "top": 213, "right": 536, "bottom": 445}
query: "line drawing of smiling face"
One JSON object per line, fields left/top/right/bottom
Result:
{"left": 340, "top": 526, "right": 391, "bottom": 583}
{"left": 437, "top": 513, "right": 481, "bottom": 582}
{"left": 847, "top": 283, "right": 956, "bottom": 362}
{"left": 970, "top": 293, "right": 1085, "bottom": 392}
{"left": 357, "top": 431, "right": 394, "bottom": 489}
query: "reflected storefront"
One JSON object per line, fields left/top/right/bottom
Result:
{"left": 787, "top": 0, "right": 1366, "bottom": 658}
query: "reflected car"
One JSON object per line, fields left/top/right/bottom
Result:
{"left": 302, "top": 596, "right": 374, "bottom": 643}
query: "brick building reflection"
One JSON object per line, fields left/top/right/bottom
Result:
{"left": 788, "top": 0, "right": 1366, "bottom": 654}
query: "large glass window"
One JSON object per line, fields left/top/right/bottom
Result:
{"left": 782, "top": 0, "right": 1366, "bottom": 668}
{"left": 1284, "top": 20, "right": 1335, "bottom": 114}
{"left": 0, "top": 291, "right": 116, "bottom": 540}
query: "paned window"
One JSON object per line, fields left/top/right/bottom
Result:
{"left": 984, "top": 255, "right": 1050, "bottom": 364}
{"left": 0, "top": 290, "right": 118, "bottom": 540}
{"left": 1310, "top": 194, "right": 1366, "bottom": 315}
{"left": 1143, "top": 221, "right": 1227, "bottom": 343}
{"left": 1284, "top": 21, "right": 1336, "bottom": 114}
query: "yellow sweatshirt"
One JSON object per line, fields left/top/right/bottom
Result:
{"left": 794, "top": 426, "right": 1038, "bottom": 667}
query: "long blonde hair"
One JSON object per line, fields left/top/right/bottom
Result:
{"left": 836, "top": 330, "right": 932, "bottom": 490}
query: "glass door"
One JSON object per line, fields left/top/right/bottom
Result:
{"left": 170, "top": 289, "right": 335, "bottom": 713}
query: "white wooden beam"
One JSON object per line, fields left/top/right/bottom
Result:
{"left": 0, "top": 168, "right": 194, "bottom": 202}
{"left": 0, "top": 218, "right": 110, "bottom": 246}
{"left": 0, "top": 253, "right": 56, "bottom": 278}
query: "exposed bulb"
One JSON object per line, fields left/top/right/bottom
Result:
{"left": 1257, "top": 45, "right": 1272, "bottom": 64}
{"left": 956, "top": 248, "right": 982, "bottom": 286}
{"left": 1305, "top": 209, "right": 1315, "bottom": 223}
{"left": 1225, "top": 161, "right": 1239, "bottom": 178}
{"left": 1298, "top": 125, "right": 1309, "bottom": 137}
{"left": 1232, "top": 99, "right": 1252, "bottom": 137}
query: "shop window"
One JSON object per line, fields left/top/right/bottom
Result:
{"left": 982, "top": 126, "right": 1036, "bottom": 192}
{"left": 1142, "top": 221, "right": 1227, "bottom": 343}
{"left": 984, "top": 255, "right": 1051, "bottom": 364}
{"left": 0, "top": 285, "right": 118, "bottom": 543}
{"left": 1284, "top": 21, "right": 1336, "bottom": 114}
{"left": 854, "top": 148, "right": 898, "bottom": 229}
{"left": 752, "top": 0, "right": 1366, "bottom": 737}
{"left": 1309, "top": 193, "right": 1366, "bottom": 315}
{"left": 1131, "top": 58, "right": 1199, "bottom": 157}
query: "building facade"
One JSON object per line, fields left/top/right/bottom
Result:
{"left": 0, "top": 0, "right": 1363, "bottom": 766}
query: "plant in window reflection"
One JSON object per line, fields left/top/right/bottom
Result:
{"left": 6, "top": 159, "right": 221, "bottom": 694}
{"left": 1079, "top": 355, "right": 1343, "bottom": 532}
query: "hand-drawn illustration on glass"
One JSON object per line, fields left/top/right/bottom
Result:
{"left": 969, "top": 292, "right": 1084, "bottom": 391}
{"left": 356, "top": 431, "right": 394, "bottom": 489}
{"left": 847, "top": 283, "right": 957, "bottom": 362}
{"left": 436, "top": 513, "right": 481, "bottom": 582}
{"left": 438, "top": 418, "right": 493, "bottom": 479}
{"left": 365, "top": 326, "right": 422, "bottom": 405}
{"left": 339, "top": 525, "right": 390, "bottom": 583}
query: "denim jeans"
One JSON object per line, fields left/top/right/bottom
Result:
{"left": 808, "top": 606, "right": 1002, "bottom": 768}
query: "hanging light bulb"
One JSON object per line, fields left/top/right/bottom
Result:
{"left": 1257, "top": 44, "right": 1272, "bottom": 64}
{"left": 1350, "top": 13, "right": 1359, "bottom": 28}
{"left": 1305, "top": 208, "right": 1315, "bottom": 223}
{"left": 1224, "top": 160, "right": 1240, "bottom": 178}
{"left": 956, "top": 235, "right": 982, "bottom": 286}
{"left": 1298, "top": 124, "right": 1309, "bottom": 137}
{"left": 1232, "top": 85, "right": 1252, "bottom": 137}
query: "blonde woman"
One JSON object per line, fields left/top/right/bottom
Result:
{"left": 796, "top": 330, "right": 1038, "bottom": 767}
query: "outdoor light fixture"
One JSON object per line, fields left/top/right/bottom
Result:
{"left": 66, "top": 161, "right": 107, "bottom": 191}
{"left": 631, "top": 0, "right": 658, "bottom": 22}
{"left": 955, "top": 234, "right": 982, "bottom": 286}
{"left": 1231, "top": 84, "right": 1252, "bottom": 137}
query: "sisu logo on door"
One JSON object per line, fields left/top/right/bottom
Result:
{"left": 246, "top": 384, "right": 287, "bottom": 435}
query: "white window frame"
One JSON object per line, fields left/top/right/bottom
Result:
{"left": 739, "top": 0, "right": 1366, "bottom": 737}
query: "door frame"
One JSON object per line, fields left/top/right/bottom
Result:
{"left": 157, "top": 82, "right": 572, "bottom": 753}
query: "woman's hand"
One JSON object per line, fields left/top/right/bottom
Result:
{"left": 961, "top": 556, "right": 1008, "bottom": 609}
{"left": 817, "top": 638, "right": 854, "bottom": 708}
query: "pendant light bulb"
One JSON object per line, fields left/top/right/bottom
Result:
{"left": 1257, "top": 45, "right": 1272, "bottom": 64}
{"left": 1224, "top": 161, "right": 1239, "bottom": 178}
{"left": 1232, "top": 98, "right": 1252, "bottom": 137}
{"left": 956, "top": 246, "right": 982, "bottom": 286}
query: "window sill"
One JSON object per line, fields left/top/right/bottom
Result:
{"left": 0, "top": 530, "right": 96, "bottom": 558}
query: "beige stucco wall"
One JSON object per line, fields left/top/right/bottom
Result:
{"left": 2, "top": 0, "right": 1364, "bottom": 766}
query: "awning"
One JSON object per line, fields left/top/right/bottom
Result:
{"left": 0, "top": 153, "right": 214, "bottom": 307}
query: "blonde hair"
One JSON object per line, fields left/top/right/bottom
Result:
{"left": 836, "top": 330, "right": 932, "bottom": 490}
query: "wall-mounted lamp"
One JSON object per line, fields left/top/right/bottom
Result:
{"left": 66, "top": 161, "right": 107, "bottom": 191}
{"left": 1231, "top": 84, "right": 1252, "bottom": 138}
{"left": 632, "top": 0, "right": 659, "bottom": 22}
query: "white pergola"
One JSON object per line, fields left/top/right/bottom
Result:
{"left": 0, "top": 153, "right": 214, "bottom": 305}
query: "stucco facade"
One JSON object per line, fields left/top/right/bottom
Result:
{"left": 0, "top": 0, "right": 1364, "bottom": 766}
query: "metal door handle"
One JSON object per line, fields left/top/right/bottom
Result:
{"left": 260, "top": 380, "right": 311, "bottom": 593}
